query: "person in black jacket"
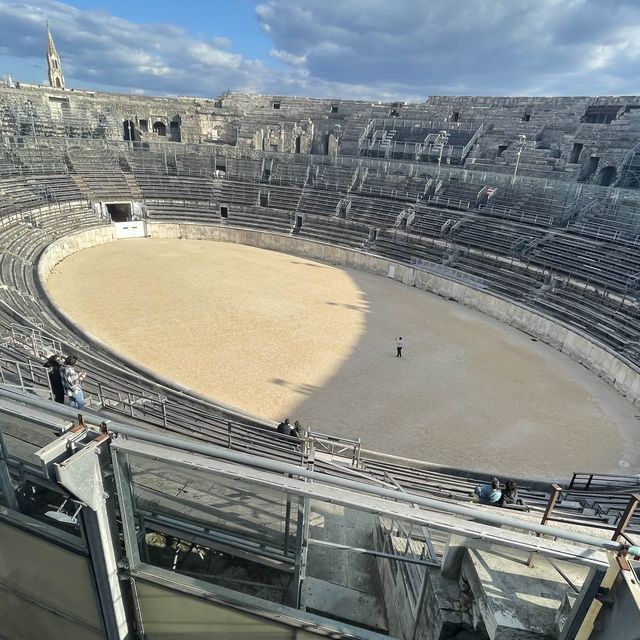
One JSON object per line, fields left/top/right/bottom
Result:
{"left": 499, "top": 480, "right": 526, "bottom": 507}
{"left": 276, "top": 418, "right": 292, "bottom": 435}
{"left": 44, "top": 354, "right": 65, "bottom": 404}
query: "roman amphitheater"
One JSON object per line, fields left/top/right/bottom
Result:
{"left": 1, "top": 79, "right": 640, "bottom": 639}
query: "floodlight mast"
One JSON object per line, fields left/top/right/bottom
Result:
{"left": 512, "top": 134, "right": 527, "bottom": 184}
{"left": 436, "top": 129, "right": 449, "bottom": 179}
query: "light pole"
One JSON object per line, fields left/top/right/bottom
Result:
{"left": 436, "top": 129, "right": 449, "bottom": 179}
{"left": 512, "top": 134, "right": 527, "bottom": 184}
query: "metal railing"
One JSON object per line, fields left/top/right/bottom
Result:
{"left": 540, "top": 483, "right": 640, "bottom": 546}
{"left": 0, "top": 357, "right": 53, "bottom": 399}
{"left": 7, "top": 324, "right": 62, "bottom": 359}
{"left": 306, "top": 429, "right": 362, "bottom": 468}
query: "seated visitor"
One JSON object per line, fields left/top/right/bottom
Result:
{"left": 475, "top": 478, "right": 502, "bottom": 504}
{"left": 499, "top": 479, "right": 526, "bottom": 508}
{"left": 276, "top": 418, "right": 292, "bottom": 435}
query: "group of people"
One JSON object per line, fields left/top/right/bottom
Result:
{"left": 474, "top": 477, "right": 527, "bottom": 509}
{"left": 44, "top": 354, "right": 86, "bottom": 410}
{"left": 276, "top": 418, "right": 307, "bottom": 440}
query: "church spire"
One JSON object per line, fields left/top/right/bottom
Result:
{"left": 46, "top": 23, "right": 65, "bottom": 89}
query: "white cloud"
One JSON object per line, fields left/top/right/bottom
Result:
{"left": 269, "top": 49, "right": 306, "bottom": 66}
{"left": 256, "top": 0, "right": 640, "bottom": 97}
{"left": 0, "top": 0, "right": 638, "bottom": 99}
{"left": 0, "top": 0, "right": 268, "bottom": 96}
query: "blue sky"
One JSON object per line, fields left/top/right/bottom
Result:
{"left": 1, "top": 0, "right": 639, "bottom": 99}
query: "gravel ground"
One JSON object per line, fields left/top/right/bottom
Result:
{"left": 46, "top": 237, "right": 640, "bottom": 480}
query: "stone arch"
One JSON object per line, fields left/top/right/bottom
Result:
{"left": 153, "top": 121, "right": 166, "bottom": 136}
{"left": 123, "top": 119, "right": 138, "bottom": 141}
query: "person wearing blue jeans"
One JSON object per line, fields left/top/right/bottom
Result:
{"left": 61, "top": 355, "right": 86, "bottom": 410}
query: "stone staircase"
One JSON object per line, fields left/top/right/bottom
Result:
{"left": 123, "top": 173, "right": 143, "bottom": 200}
{"left": 69, "top": 174, "right": 93, "bottom": 201}
{"left": 303, "top": 502, "right": 388, "bottom": 633}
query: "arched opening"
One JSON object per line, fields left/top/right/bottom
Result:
{"left": 153, "top": 121, "right": 166, "bottom": 136}
{"left": 295, "top": 136, "right": 301, "bottom": 153}
{"left": 123, "top": 119, "right": 138, "bottom": 141}
{"left": 599, "top": 166, "right": 617, "bottom": 187}
{"left": 55, "top": 77, "right": 61, "bottom": 88}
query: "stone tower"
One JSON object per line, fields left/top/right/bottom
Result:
{"left": 46, "top": 24, "right": 65, "bottom": 89}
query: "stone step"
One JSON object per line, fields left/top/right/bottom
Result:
{"left": 461, "top": 547, "right": 590, "bottom": 639}
{"left": 301, "top": 576, "right": 388, "bottom": 633}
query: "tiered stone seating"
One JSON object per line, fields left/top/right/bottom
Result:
{"left": 221, "top": 179, "right": 260, "bottom": 207}
{"left": 225, "top": 157, "right": 262, "bottom": 181}
{"left": 347, "top": 194, "right": 407, "bottom": 228}
{"left": 225, "top": 206, "right": 292, "bottom": 234}
{"left": 0, "top": 177, "right": 46, "bottom": 216}
{"left": 138, "top": 174, "right": 218, "bottom": 222}
{"left": 0, "top": 146, "right": 639, "bottom": 540}
{"left": 126, "top": 148, "right": 171, "bottom": 175}
{"left": 570, "top": 199, "right": 640, "bottom": 242}
{"left": 260, "top": 184, "right": 301, "bottom": 211}
{"left": 24, "top": 174, "right": 86, "bottom": 203}
{"left": 314, "top": 165, "right": 355, "bottom": 190}
{"left": 67, "top": 147, "right": 133, "bottom": 199}
{"left": 436, "top": 179, "right": 483, "bottom": 206}
{"left": 297, "top": 216, "right": 369, "bottom": 249}
{"left": 13, "top": 145, "right": 68, "bottom": 174}
{"left": 410, "top": 204, "right": 466, "bottom": 237}
{"left": 528, "top": 232, "right": 640, "bottom": 293}
{"left": 477, "top": 189, "right": 567, "bottom": 227}
{"left": 452, "top": 217, "right": 546, "bottom": 255}
{"left": 358, "top": 172, "right": 427, "bottom": 201}
{"left": 533, "top": 283, "right": 640, "bottom": 356}
{"left": 175, "top": 154, "right": 215, "bottom": 177}
{"left": 297, "top": 189, "right": 343, "bottom": 217}
{"left": 269, "top": 159, "right": 309, "bottom": 186}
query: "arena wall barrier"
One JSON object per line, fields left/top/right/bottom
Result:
{"left": 37, "top": 223, "right": 640, "bottom": 411}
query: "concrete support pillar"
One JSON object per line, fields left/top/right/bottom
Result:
{"left": 56, "top": 436, "right": 132, "bottom": 640}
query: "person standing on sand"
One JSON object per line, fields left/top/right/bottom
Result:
{"left": 395, "top": 336, "right": 404, "bottom": 358}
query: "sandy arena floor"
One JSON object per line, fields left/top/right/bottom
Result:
{"left": 46, "top": 238, "right": 640, "bottom": 479}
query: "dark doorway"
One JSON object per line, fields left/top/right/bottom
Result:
{"left": 580, "top": 156, "right": 600, "bottom": 181}
{"left": 452, "top": 111, "right": 460, "bottom": 122}
{"left": 295, "top": 136, "right": 301, "bottom": 154}
{"left": 295, "top": 215, "right": 303, "bottom": 229}
{"left": 220, "top": 205, "right": 228, "bottom": 218}
{"left": 599, "top": 166, "right": 617, "bottom": 186}
{"left": 497, "top": 145, "right": 508, "bottom": 157}
{"left": 522, "top": 112, "right": 531, "bottom": 122}
{"left": 123, "top": 120, "right": 138, "bottom": 141}
{"left": 569, "top": 143, "right": 583, "bottom": 164}
{"left": 170, "top": 118, "right": 181, "bottom": 141}
{"left": 259, "top": 191, "right": 269, "bottom": 206}
{"left": 106, "top": 203, "right": 131, "bottom": 222}
{"left": 153, "top": 121, "right": 166, "bottom": 136}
